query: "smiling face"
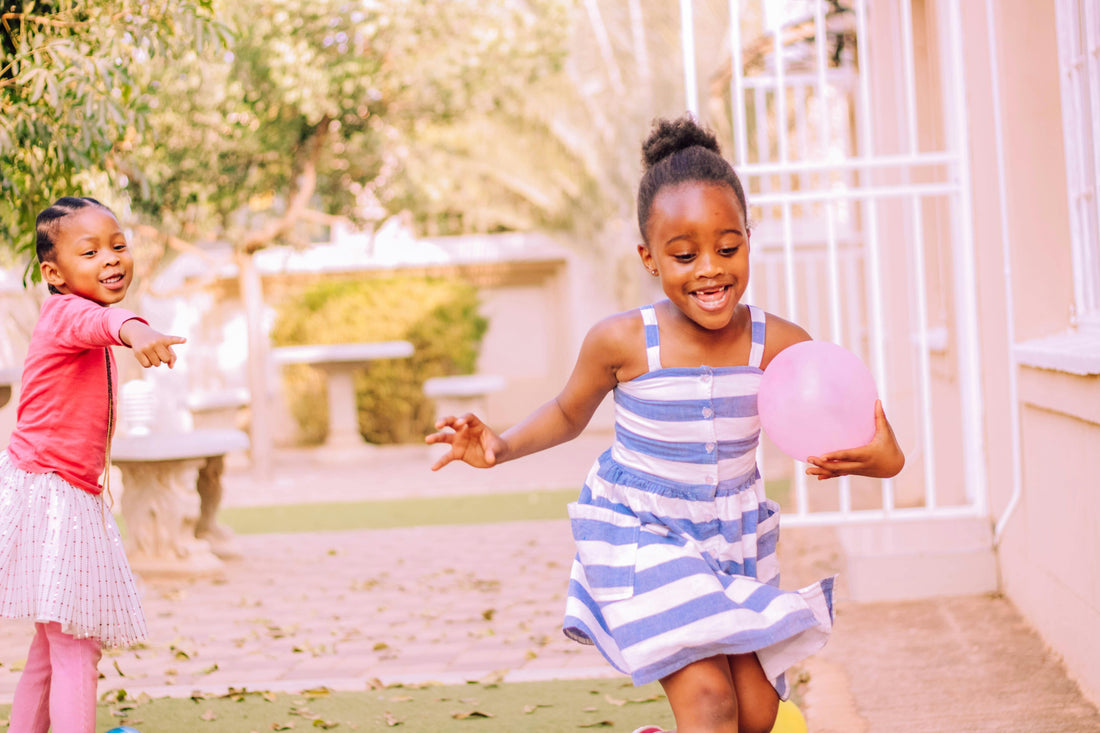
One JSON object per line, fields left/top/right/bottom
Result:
{"left": 40, "top": 206, "right": 133, "bottom": 305}
{"left": 638, "top": 181, "right": 750, "bottom": 331}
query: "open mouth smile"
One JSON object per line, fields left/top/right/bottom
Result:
{"left": 690, "top": 284, "right": 732, "bottom": 311}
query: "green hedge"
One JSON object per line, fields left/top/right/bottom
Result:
{"left": 271, "top": 275, "right": 488, "bottom": 445}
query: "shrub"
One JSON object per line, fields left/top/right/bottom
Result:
{"left": 271, "top": 275, "right": 487, "bottom": 445}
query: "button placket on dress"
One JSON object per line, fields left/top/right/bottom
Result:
{"left": 701, "top": 367, "right": 718, "bottom": 487}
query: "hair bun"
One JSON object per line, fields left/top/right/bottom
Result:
{"left": 641, "top": 114, "right": 722, "bottom": 169}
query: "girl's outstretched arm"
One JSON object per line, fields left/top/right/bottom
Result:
{"left": 426, "top": 313, "right": 633, "bottom": 471}
{"left": 804, "top": 400, "right": 905, "bottom": 480}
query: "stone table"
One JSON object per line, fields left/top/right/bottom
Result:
{"left": 271, "top": 341, "right": 414, "bottom": 448}
{"left": 0, "top": 366, "right": 20, "bottom": 409}
{"left": 112, "top": 428, "right": 250, "bottom": 577}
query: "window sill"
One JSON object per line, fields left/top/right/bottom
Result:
{"left": 1014, "top": 329, "right": 1100, "bottom": 376}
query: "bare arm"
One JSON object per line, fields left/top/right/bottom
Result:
{"left": 427, "top": 313, "right": 631, "bottom": 470}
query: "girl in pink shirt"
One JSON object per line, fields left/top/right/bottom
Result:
{"left": 0, "top": 197, "right": 185, "bottom": 733}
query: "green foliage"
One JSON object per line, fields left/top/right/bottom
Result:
{"left": 0, "top": 0, "right": 227, "bottom": 271}
{"left": 271, "top": 275, "right": 487, "bottom": 445}
{"left": 126, "top": 0, "right": 579, "bottom": 248}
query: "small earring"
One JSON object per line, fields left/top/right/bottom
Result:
{"left": 648, "top": 269, "right": 658, "bottom": 277}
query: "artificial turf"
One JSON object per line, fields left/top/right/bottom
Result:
{"left": 74, "top": 677, "right": 674, "bottom": 732}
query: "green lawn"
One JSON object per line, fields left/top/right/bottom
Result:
{"left": 217, "top": 489, "right": 580, "bottom": 534}
{"left": 175, "top": 479, "right": 791, "bottom": 536}
{"left": 72, "top": 677, "right": 674, "bottom": 732}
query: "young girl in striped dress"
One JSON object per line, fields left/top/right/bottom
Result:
{"left": 427, "top": 115, "right": 904, "bottom": 733}
{"left": 0, "top": 197, "right": 185, "bottom": 732}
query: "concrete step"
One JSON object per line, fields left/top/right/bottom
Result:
{"left": 837, "top": 516, "right": 998, "bottom": 602}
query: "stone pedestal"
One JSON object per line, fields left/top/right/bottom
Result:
{"left": 113, "top": 429, "right": 249, "bottom": 577}
{"left": 271, "top": 341, "right": 414, "bottom": 448}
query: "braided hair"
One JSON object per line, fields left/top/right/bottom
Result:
{"left": 636, "top": 115, "right": 747, "bottom": 243}
{"left": 35, "top": 197, "right": 114, "bottom": 294}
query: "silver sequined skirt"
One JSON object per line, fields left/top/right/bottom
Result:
{"left": 0, "top": 451, "right": 147, "bottom": 647}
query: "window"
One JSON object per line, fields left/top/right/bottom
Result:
{"left": 1055, "top": 0, "right": 1100, "bottom": 328}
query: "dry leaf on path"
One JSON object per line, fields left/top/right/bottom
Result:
{"left": 451, "top": 711, "right": 495, "bottom": 719}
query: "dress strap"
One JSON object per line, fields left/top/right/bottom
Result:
{"left": 640, "top": 305, "right": 662, "bottom": 373}
{"left": 747, "top": 304, "right": 766, "bottom": 369}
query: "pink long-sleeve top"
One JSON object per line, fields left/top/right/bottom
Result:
{"left": 6, "top": 294, "right": 146, "bottom": 495}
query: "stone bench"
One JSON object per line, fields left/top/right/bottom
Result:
{"left": 0, "top": 366, "right": 20, "bottom": 409}
{"left": 185, "top": 387, "right": 251, "bottom": 431}
{"left": 112, "top": 428, "right": 250, "bottom": 577}
{"left": 423, "top": 374, "right": 507, "bottom": 422}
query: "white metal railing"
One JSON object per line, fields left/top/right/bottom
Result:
{"left": 1055, "top": 0, "right": 1100, "bottom": 323}
{"left": 682, "top": 0, "right": 990, "bottom": 525}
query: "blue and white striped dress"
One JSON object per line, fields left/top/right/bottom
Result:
{"left": 563, "top": 303, "right": 835, "bottom": 697}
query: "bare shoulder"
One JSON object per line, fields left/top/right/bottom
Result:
{"left": 580, "top": 308, "right": 647, "bottom": 381}
{"left": 761, "top": 311, "right": 812, "bottom": 370}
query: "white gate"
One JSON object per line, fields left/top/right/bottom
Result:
{"left": 679, "top": 0, "right": 988, "bottom": 527}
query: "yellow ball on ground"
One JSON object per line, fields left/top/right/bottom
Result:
{"left": 770, "top": 699, "right": 808, "bottom": 733}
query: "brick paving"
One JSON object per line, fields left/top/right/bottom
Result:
{"left": 0, "top": 432, "right": 1097, "bottom": 731}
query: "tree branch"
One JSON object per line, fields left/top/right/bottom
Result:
{"left": 239, "top": 121, "right": 329, "bottom": 254}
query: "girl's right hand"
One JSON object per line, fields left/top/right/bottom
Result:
{"left": 426, "top": 414, "right": 506, "bottom": 471}
{"left": 120, "top": 319, "right": 187, "bottom": 369}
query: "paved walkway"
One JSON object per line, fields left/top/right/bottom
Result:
{"left": 0, "top": 433, "right": 1097, "bottom": 732}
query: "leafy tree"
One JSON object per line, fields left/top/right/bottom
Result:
{"left": 0, "top": 0, "right": 224, "bottom": 269}
{"left": 123, "top": 0, "right": 579, "bottom": 251}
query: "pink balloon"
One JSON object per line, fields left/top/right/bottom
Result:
{"left": 758, "top": 341, "right": 878, "bottom": 462}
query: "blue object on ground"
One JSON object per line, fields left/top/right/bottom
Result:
{"left": 104, "top": 727, "right": 141, "bottom": 733}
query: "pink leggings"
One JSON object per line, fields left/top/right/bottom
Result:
{"left": 9, "top": 622, "right": 102, "bottom": 733}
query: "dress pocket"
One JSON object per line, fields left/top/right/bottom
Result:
{"left": 567, "top": 501, "right": 640, "bottom": 602}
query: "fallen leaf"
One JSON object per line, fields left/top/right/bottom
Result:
{"left": 451, "top": 711, "right": 495, "bottom": 719}
{"left": 382, "top": 711, "right": 402, "bottom": 727}
{"left": 272, "top": 723, "right": 295, "bottom": 731}
{"left": 578, "top": 721, "right": 615, "bottom": 728}
{"left": 113, "top": 660, "right": 126, "bottom": 677}
{"left": 312, "top": 720, "right": 339, "bottom": 729}
{"left": 523, "top": 704, "right": 552, "bottom": 714}
{"left": 478, "top": 670, "right": 506, "bottom": 686}
{"left": 101, "top": 689, "right": 127, "bottom": 703}
{"left": 302, "top": 687, "right": 332, "bottom": 697}
{"left": 199, "top": 663, "right": 220, "bottom": 675}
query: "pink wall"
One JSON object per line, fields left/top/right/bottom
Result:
{"left": 953, "top": 0, "right": 1100, "bottom": 702}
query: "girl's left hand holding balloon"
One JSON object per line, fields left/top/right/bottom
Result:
{"left": 805, "top": 400, "right": 905, "bottom": 480}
